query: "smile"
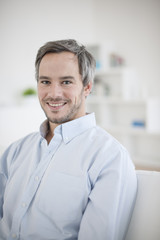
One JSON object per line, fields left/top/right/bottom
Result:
{"left": 48, "top": 102, "right": 65, "bottom": 107}
{"left": 46, "top": 101, "right": 67, "bottom": 111}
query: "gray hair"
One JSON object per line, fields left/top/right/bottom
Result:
{"left": 35, "top": 39, "right": 96, "bottom": 86}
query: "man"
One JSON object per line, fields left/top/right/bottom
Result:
{"left": 0, "top": 39, "right": 137, "bottom": 240}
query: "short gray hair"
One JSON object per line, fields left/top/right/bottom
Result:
{"left": 35, "top": 39, "right": 96, "bottom": 86}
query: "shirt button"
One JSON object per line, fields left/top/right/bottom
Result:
{"left": 22, "top": 202, "right": 27, "bottom": 208}
{"left": 35, "top": 176, "right": 39, "bottom": 181}
{"left": 12, "top": 233, "right": 17, "bottom": 238}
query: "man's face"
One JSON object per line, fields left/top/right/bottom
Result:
{"left": 37, "top": 52, "right": 91, "bottom": 126}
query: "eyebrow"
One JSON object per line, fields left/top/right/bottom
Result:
{"left": 59, "top": 76, "right": 75, "bottom": 80}
{"left": 38, "top": 76, "right": 75, "bottom": 80}
{"left": 38, "top": 76, "right": 51, "bottom": 80}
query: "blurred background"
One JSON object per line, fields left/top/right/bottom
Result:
{"left": 0, "top": 0, "right": 160, "bottom": 170}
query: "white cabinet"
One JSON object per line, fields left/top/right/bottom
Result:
{"left": 87, "top": 69, "right": 160, "bottom": 171}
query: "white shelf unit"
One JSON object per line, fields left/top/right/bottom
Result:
{"left": 87, "top": 70, "right": 160, "bottom": 171}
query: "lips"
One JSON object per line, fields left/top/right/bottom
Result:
{"left": 48, "top": 102, "right": 65, "bottom": 107}
{"left": 47, "top": 101, "right": 67, "bottom": 110}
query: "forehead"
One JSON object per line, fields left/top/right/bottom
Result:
{"left": 39, "top": 52, "right": 78, "bottom": 68}
{"left": 38, "top": 52, "right": 81, "bottom": 80}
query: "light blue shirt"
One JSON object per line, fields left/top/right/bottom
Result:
{"left": 0, "top": 113, "right": 137, "bottom": 240}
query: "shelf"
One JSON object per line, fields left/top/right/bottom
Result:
{"left": 87, "top": 96, "right": 146, "bottom": 105}
{"left": 95, "top": 67, "right": 126, "bottom": 76}
{"left": 87, "top": 44, "right": 160, "bottom": 171}
{"left": 106, "top": 126, "right": 160, "bottom": 137}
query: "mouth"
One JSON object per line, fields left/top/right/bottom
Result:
{"left": 47, "top": 101, "right": 67, "bottom": 111}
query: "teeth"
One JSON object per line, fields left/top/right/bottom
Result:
{"left": 48, "top": 103, "right": 64, "bottom": 107}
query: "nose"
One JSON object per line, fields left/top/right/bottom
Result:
{"left": 48, "top": 82, "right": 62, "bottom": 98}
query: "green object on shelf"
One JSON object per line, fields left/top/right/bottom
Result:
{"left": 22, "top": 88, "right": 37, "bottom": 96}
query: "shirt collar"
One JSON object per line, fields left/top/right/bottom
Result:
{"left": 40, "top": 113, "right": 96, "bottom": 144}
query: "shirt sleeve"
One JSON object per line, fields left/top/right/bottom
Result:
{"left": 0, "top": 142, "right": 19, "bottom": 219}
{"left": 78, "top": 146, "right": 137, "bottom": 240}
{"left": 0, "top": 151, "right": 9, "bottom": 219}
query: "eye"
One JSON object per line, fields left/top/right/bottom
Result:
{"left": 40, "top": 80, "right": 51, "bottom": 85}
{"left": 62, "top": 80, "right": 72, "bottom": 85}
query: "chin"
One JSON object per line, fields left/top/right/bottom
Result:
{"left": 47, "top": 115, "right": 72, "bottom": 124}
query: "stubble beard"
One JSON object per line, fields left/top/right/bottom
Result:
{"left": 41, "top": 89, "right": 85, "bottom": 125}
{"left": 46, "top": 101, "right": 82, "bottom": 124}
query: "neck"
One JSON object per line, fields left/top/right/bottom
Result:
{"left": 45, "top": 129, "right": 53, "bottom": 144}
{"left": 45, "top": 122, "right": 57, "bottom": 144}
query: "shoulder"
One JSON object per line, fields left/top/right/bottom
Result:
{"left": 0, "top": 132, "right": 41, "bottom": 180}
{"left": 1, "top": 132, "right": 40, "bottom": 162}
{"left": 89, "top": 125, "right": 126, "bottom": 153}
{"left": 10, "top": 132, "right": 40, "bottom": 149}
{"left": 87, "top": 125, "right": 133, "bottom": 171}
{"left": 87, "top": 126, "right": 136, "bottom": 187}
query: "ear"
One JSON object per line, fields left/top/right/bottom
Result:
{"left": 84, "top": 81, "right": 92, "bottom": 97}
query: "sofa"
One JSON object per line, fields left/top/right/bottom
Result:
{"left": 125, "top": 170, "right": 160, "bottom": 240}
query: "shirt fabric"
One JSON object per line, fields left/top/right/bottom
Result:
{"left": 0, "top": 113, "right": 137, "bottom": 240}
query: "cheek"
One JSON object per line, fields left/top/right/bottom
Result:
{"left": 37, "top": 89, "right": 42, "bottom": 100}
{"left": 37, "top": 87, "right": 47, "bottom": 100}
{"left": 74, "top": 90, "right": 85, "bottom": 104}
{"left": 63, "top": 88, "right": 76, "bottom": 100}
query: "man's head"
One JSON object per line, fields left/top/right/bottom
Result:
{"left": 35, "top": 39, "right": 96, "bottom": 129}
{"left": 35, "top": 39, "right": 96, "bottom": 87}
